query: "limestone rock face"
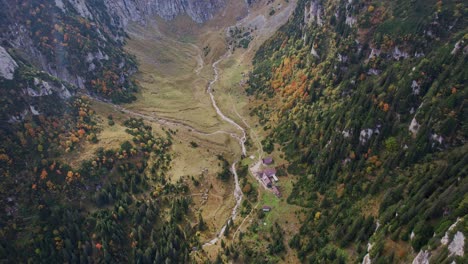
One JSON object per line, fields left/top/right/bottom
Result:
{"left": 1, "top": 0, "right": 228, "bottom": 89}
{"left": 50, "top": 0, "right": 227, "bottom": 31}
{"left": 0, "top": 46, "right": 18, "bottom": 80}
{"left": 0, "top": 0, "right": 229, "bottom": 120}
{"left": 102, "top": 0, "right": 227, "bottom": 28}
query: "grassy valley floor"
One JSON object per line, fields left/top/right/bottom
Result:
{"left": 71, "top": 0, "right": 303, "bottom": 262}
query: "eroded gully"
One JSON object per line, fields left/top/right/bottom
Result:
{"left": 202, "top": 51, "right": 247, "bottom": 247}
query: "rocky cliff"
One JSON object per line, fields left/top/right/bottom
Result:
{"left": 103, "top": 0, "right": 227, "bottom": 27}
{"left": 0, "top": 0, "right": 228, "bottom": 121}
{"left": 1, "top": 0, "right": 228, "bottom": 84}
{"left": 0, "top": 46, "right": 18, "bottom": 80}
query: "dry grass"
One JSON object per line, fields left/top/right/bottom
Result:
{"left": 125, "top": 22, "right": 236, "bottom": 134}
{"left": 60, "top": 101, "right": 133, "bottom": 168}
{"left": 65, "top": 1, "right": 301, "bottom": 262}
{"left": 360, "top": 193, "right": 383, "bottom": 218}
{"left": 384, "top": 239, "right": 412, "bottom": 262}
{"left": 255, "top": 177, "right": 305, "bottom": 263}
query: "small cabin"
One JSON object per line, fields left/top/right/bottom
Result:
{"left": 262, "top": 206, "right": 272, "bottom": 212}
{"left": 272, "top": 186, "right": 281, "bottom": 197}
{"left": 263, "top": 157, "right": 274, "bottom": 165}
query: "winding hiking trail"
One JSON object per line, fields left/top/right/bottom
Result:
{"left": 91, "top": 94, "right": 246, "bottom": 143}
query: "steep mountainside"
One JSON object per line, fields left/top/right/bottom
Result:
{"left": 248, "top": 0, "right": 467, "bottom": 263}
{"left": 104, "top": 0, "right": 227, "bottom": 26}
{"left": 0, "top": 0, "right": 466, "bottom": 263}
{"left": 0, "top": 0, "right": 227, "bottom": 105}
{"left": 0, "top": 0, "right": 229, "bottom": 163}
{"left": 0, "top": 0, "right": 227, "bottom": 262}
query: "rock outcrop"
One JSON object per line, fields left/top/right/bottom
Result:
{"left": 0, "top": 46, "right": 18, "bottom": 80}
{"left": 412, "top": 250, "right": 430, "bottom": 264}
{"left": 0, "top": 0, "right": 230, "bottom": 122}
{"left": 59, "top": 0, "right": 227, "bottom": 30}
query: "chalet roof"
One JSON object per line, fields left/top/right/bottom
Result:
{"left": 262, "top": 174, "right": 272, "bottom": 185}
{"left": 264, "top": 168, "right": 277, "bottom": 177}
{"left": 262, "top": 206, "right": 272, "bottom": 210}
{"left": 272, "top": 186, "right": 281, "bottom": 197}
{"left": 263, "top": 157, "right": 273, "bottom": 164}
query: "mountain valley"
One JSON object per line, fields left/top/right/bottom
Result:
{"left": 0, "top": 0, "right": 466, "bottom": 263}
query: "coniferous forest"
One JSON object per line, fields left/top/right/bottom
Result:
{"left": 247, "top": 0, "right": 467, "bottom": 262}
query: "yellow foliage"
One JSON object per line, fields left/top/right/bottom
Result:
{"left": 46, "top": 180, "right": 55, "bottom": 190}
{"left": 0, "top": 154, "right": 10, "bottom": 162}
{"left": 70, "top": 134, "right": 80, "bottom": 143}
{"left": 314, "top": 212, "right": 321, "bottom": 221}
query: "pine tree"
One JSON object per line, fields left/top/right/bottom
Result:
{"left": 223, "top": 220, "right": 230, "bottom": 237}
{"left": 198, "top": 213, "right": 206, "bottom": 231}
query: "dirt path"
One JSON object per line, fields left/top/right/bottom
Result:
{"left": 91, "top": 95, "right": 245, "bottom": 142}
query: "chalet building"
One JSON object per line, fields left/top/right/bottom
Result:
{"left": 262, "top": 206, "right": 272, "bottom": 212}
{"left": 261, "top": 174, "right": 272, "bottom": 188}
{"left": 263, "top": 168, "right": 278, "bottom": 181}
{"left": 257, "top": 167, "right": 281, "bottom": 196}
{"left": 272, "top": 186, "right": 281, "bottom": 197}
{"left": 272, "top": 174, "right": 279, "bottom": 182}
{"left": 262, "top": 156, "right": 274, "bottom": 165}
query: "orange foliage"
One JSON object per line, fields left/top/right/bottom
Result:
{"left": 77, "top": 129, "right": 86, "bottom": 138}
{"left": 40, "top": 169, "right": 48, "bottom": 180}
{"left": 0, "top": 154, "right": 11, "bottom": 163}
{"left": 70, "top": 134, "right": 80, "bottom": 143}
{"left": 359, "top": 73, "right": 366, "bottom": 81}
{"left": 368, "top": 155, "right": 382, "bottom": 167}
{"left": 281, "top": 38, "right": 288, "bottom": 49}
{"left": 383, "top": 103, "right": 389, "bottom": 112}
{"left": 270, "top": 55, "right": 310, "bottom": 101}
{"left": 66, "top": 171, "right": 80, "bottom": 183}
